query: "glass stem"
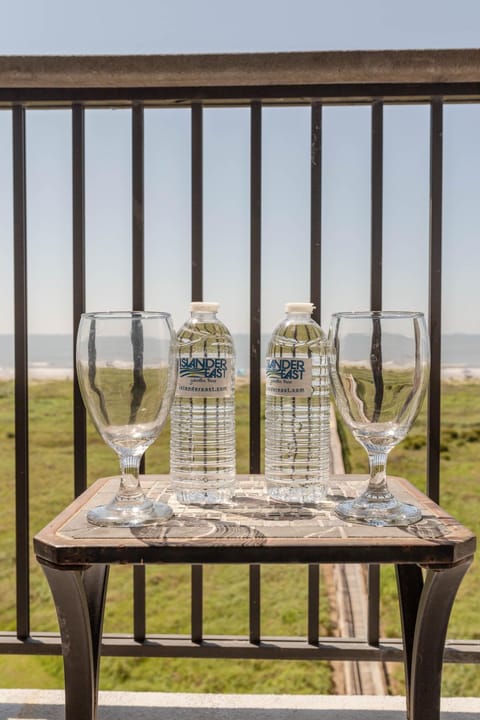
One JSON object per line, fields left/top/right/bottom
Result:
{"left": 366, "top": 452, "right": 393, "bottom": 500}
{"left": 117, "top": 455, "right": 144, "bottom": 502}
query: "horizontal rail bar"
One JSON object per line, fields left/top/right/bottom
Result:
{"left": 2, "top": 50, "right": 480, "bottom": 89}
{"left": 3, "top": 82, "right": 480, "bottom": 108}
{"left": 1, "top": 632, "right": 478, "bottom": 664}
{"left": 101, "top": 635, "right": 404, "bottom": 661}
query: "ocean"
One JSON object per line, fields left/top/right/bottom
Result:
{"left": 0, "top": 333, "right": 479, "bottom": 376}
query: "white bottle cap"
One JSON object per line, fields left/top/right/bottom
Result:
{"left": 285, "top": 302, "right": 315, "bottom": 314}
{"left": 190, "top": 301, "right": 220, "bottom": 313}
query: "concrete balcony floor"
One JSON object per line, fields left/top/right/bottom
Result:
{"left": 0, "top": 690, "right": 479, "bottom": 720}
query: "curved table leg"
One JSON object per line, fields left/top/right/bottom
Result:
{"left": 41, "top": 562, "right": 109, "bottom": 720}
{"left": 397, "top": 558, "right": 473, "bottom": 720}
{"left": 396, "top": 563, "right": 424, "bottom": 713}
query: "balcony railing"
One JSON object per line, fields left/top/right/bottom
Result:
{"left": 0, "top": 49, "right": 479, "bottom": 683}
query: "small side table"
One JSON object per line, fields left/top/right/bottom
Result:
{"left": 34, "top": 474, "right": 476, "bottom": 720}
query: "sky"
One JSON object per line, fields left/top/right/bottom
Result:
{"left": 1, "top": 0, "right": 480, "bottom": 340}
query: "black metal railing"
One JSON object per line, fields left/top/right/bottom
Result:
{"left": 0, "top": 49, "right": 478, "bottom": 668}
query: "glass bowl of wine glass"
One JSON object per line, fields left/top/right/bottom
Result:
{"left": 329, "top": 310, "right": 430, "bottom": 526}
{"left": 76, "top": 310, "right": 177, "bottom": 527}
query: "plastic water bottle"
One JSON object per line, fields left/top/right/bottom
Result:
{"left": 265, "top": 302, "right": 330, "bottom": 503}
{"left": 170, "top": 302, "right": 236, "bottom": 504}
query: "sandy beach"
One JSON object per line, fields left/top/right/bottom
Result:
{"left": 441, "top": 366, "right": 480, "bottom": 382}
{"left": 0, "top": 367, "right": 74, "bottom": 381}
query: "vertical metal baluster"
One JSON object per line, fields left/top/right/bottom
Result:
{"left": 367, "top": 565, "right": 380, "bottom": 646}
{"left": 368, "top": 100, "right": 384, "bottom": 646}
{"left": 428, "top": 99, "right": 443, "bottom": 504}
{"left": 250, "top": 101, "right": 262, "bottom": 474}
{"left": 310, "top": 102, "right": 322, "bottom": 323}
{"left": 132, "top": 565, "right": 146, "bottom": 643}
{"left": 248, "top": 101, "right": 263, "bottom": 650}
{"left": 249, "top": 564, "right": 261, "bottom": 645}
{"left": 192, "top": 103, "right": 203, "bottom": 302}
{"left": 132, "top": 103, "right": 145, "bottom": 313}
{"left": 132, "top": 102, "right": 146, "bottom": 642}
{"left": 191, "top": 565, "right": 203, "bottom": 643}
{"left": 249, "top": 103, "right": 262, "bottom": 647}
{"left": 72, "top": 103, "right": 87, "bottom": 498}
{"left": 371, "top": 100, "right": 383, "bottom": 312}
{"left": 308, "top": 564, "right": 320, "bottom": 645}
{"left": 13, "top": 104, "right": 29, "bottom": 640}
{"left": 190, "top": 102, "right": 204, "bottom": 642}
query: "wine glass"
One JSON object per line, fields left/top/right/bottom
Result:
{"left": 76, "top": 311, "right": 177, "bottom": 527}
{"left": 329, "top": 311, "right": 430, "bottom": 526}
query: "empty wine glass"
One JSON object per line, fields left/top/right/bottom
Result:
{"left": 76, "top": 311, "right": 177, "bottom": 527}
{"left": 329, "top": 311, "right": 430, "bottom": 526}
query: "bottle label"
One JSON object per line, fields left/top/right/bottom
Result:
{"left": 265, "top": 356, "right": 313, "bottom": 397}
{"left": 176, "top": 356, "right": 233, "bottom": 398}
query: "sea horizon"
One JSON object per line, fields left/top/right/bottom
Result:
{"left": 0, "top": 333, "right": 479, "bottom": 381}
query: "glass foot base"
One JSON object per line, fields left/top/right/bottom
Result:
{"left": 335, "top": 497, "right": 422, "bottom": 527}
{"left": 87, "top": 499, "right": 173, "bottom": 527}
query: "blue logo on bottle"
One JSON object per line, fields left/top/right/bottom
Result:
{"left": 179, "top": 357, "right": 227, "bottom": 379}
{"left": 266, "top": 358, "right": 306, "bottom": 380}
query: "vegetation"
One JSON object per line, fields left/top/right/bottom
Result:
{"left": 339, "top": 379, "right": 480, "bottom": 696}
{"left": 0, "top": 379, "right": 332, "bottom": 694}
{"left": 0, "top": 377, "right": 478, "bottom": 695}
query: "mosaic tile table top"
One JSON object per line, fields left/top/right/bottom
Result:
{"left": 34, "top": 474, "right": 475, "bottom": 568}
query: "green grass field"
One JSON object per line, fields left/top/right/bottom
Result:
{"left": 0, "top": 379, "right": 332, "bottom": 694}
{"left": 0, "top": 378, "right": 478, "bottom": 695}
{"left": 338, "top": 379, "right": 480, "bottom": 696}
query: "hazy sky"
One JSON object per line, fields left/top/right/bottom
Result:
{"left": 1, "top": 1, "right": 480, "bottom": 337}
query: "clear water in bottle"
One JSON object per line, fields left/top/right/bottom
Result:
{"left": 265, "top": 303, "right": 330, "bottom": 503}
{"left": 170, "top": 302, "right": 236, "bottom": 504}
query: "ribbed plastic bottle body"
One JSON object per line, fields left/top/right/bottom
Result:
{"left": 265, "top": 311, "right": 330, "bottom": 503}
{"left": 170, "top": 310, "right": 236, "bottom": 504}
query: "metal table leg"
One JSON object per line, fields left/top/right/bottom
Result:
{"left": 41, "top": 562, "right": 109, "bottom": 720}
{"left": 396, "top": 558, "right": 473, "bottom": 720}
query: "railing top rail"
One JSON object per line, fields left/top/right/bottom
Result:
{"left": 0, "top": 49, "right": 480, "bottom": 108}
{"left": 1, "top": 49, "right": 480, "bottom": 89}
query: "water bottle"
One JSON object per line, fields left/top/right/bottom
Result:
{"left": 170, "top": 302, "right": 236, "bottom": 504}
{"left": 265, "top": 302, "right": 330, "bottom": 503}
